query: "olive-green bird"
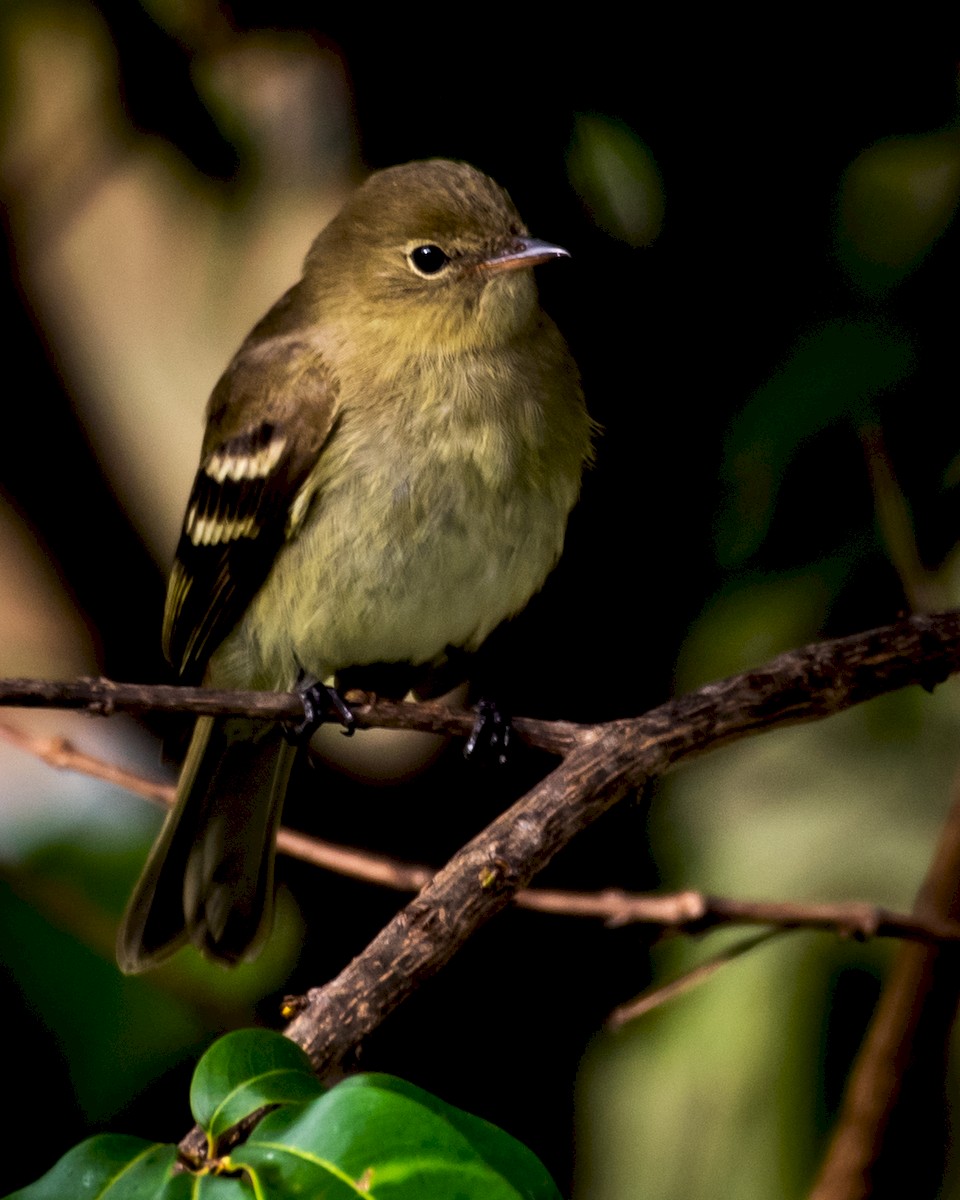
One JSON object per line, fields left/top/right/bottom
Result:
{"left": 116, "top": 159, "right": 593, "bottom": 973}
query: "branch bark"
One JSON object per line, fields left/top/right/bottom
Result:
{"left": 256, "top": 616, "right": 960, "bottom": 1077}
{"left": 0, "top": 677, "right": 582, "bottom": 755}
{"left": 4, "top": 612, "right": 960, "bottom": 1168}
{"left": 271, "top": 613, "right": 960, "bottom": 1088}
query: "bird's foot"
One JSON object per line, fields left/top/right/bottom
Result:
{"left": 285, "top": 676, "right": 356, "bottom": 743}
{"left": 463, "top": 697, "right": 512, "bottom": 767}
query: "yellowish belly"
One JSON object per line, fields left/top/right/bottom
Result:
{"left": 210, "top": 458, "right": 571, "bottom": 691}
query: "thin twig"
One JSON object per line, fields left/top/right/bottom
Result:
{"left": 8, "top": 718, "right": 960, "bottom": 948}
{"left": 861, "top": 424, "right": 945, "bottom": 614}
{"left": 0, "top": 719, "right": 172, "bottom": 803}
{"left": 0, "top": 679, "right": 583, "bottom": 756}
{"left": 607, "top": 929, "right": 787, "bottom": 1028}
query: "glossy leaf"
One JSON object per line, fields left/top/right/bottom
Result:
{"left": 229, "top": 1143, "right": 366, "bottom": 1198}
{"left": 9, "top": 1048, "right": 560, "bottom": 1198}
{"left": 190, "top": 1029, "right": 323, "bottom": 1143}
{"left": 235, "top": 1073, "right": 562, "bottom": 1199}
{"left": 5, "top": 1135, "right": 186, "bottom": 1199}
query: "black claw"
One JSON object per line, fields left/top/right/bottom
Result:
{"left": 285, "top": 677, "right": 356, "bottom": 743}
{"left": 325, "top": 685, "right": 357, "bottom": 734}
{"left": 464, "top": 698, "right": 512, "bottom": 767}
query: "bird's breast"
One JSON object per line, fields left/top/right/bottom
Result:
{"left": 211, "top": 344, "right": 585, "bottom": 690}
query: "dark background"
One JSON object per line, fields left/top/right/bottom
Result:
{"left": 2, "top": 10, "right": 959, "bottom": 1198}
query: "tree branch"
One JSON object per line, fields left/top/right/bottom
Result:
{"left": 10, "top": 716, "right": 960, "bottom": 952}
{"left": 273, "top": 613, "right": 960, "bottom": 1081}
{"left": 808, "top": 765, "right": 960, "bottom": 1199}
{"left": 15, "top": 718, "right": 960, "bottom": 948}
{"left": 3, "top": 613, "right": 959, "bottom": 1167}
{"left": 607, "top": 929, "right": 788, "bottom": 1028}
{"left": 0, "top": 677, "right": 582, "bottom": 755}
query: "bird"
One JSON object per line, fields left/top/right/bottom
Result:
{"left": 116, "top": 159, "right": 593, "bottom": 973}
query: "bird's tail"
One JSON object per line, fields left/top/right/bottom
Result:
{"left": 116, "top": 716, "right": 298, "bottom": 973}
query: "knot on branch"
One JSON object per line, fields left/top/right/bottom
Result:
{"left": 478, "top": 856, "right": 519, "bottom": 894}
{"left": 81, "top": 675, "right": 118, "bottom": 716}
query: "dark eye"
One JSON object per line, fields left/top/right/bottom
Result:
{"left": 408, "top": 244, "right": 450, "bottom": 275}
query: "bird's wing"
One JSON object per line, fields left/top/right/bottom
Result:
{"left": 163, "top": 341, "right": 339, "bottom": 682}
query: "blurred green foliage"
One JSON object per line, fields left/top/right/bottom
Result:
{"left": 568, "top": 115, "right": 665, "bottom": 247}
{"left": 717, "top": 319, "right": 916, "bottom": 568}
{"left": 838, "top": 130, "right": 960, "bottom": 293}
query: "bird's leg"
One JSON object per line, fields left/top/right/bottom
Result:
{"left": 284, "top": 671, "right": 356, "bottom": 743}
{"left": 463, "top": 697, "right": 512, "bottom": 767}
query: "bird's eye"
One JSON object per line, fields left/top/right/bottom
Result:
{"left": 408, "top": 244, "right": 450, "bottom": 276}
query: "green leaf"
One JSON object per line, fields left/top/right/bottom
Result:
{"left": 190, "top": 1030, "right": 323, "bottom": 1143}
{"left": 10, "top": 1054, "right": 559, "bottom": 1199}
{"left": 4, "top": 1135, "right": 186, "bottom": 1199}
{"left": 4, "top": 1135, "right": 268, "bottom": 1198}
{"left": 568, "top": 113, "right": 664, "bottom": 246}
{"left": 236, "top": 1074, "right": 562, "bottom": 1199}
{"left": 229, "top": 1144, "right": 366, "bottom": 1198}
{"left": 837, "top": 129, "right": 960, "bottom": 293}
{"left": 717, "top": 318, "right": 914, "bottom": 566}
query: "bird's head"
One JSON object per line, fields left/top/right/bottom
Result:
{"left": 304, "top": 159, "right": 569, "bottom": 356}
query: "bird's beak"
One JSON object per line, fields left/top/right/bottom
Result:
{"left": 479, "top": 238, "right": 571, "bottom": 274}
